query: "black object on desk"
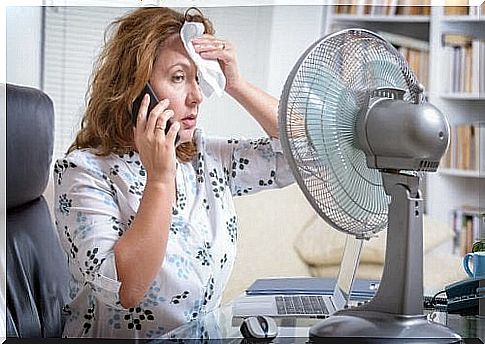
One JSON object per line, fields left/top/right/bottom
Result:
{"left": 446, "top": 277, "right": 485, "bottom": 316}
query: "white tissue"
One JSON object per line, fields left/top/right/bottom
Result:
{"left": 180, "top": 22, "right": 226, "bottom": 98}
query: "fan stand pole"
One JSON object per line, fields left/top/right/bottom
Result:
{"left": 309, "top": 172, "right": 461, "bottom": 343}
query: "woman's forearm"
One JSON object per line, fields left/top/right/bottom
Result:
{"left": 226, "top": 79, "right": 280, "bottom": 138}
{"left": 114, "top": 181, "right": 174, "bottom": 308}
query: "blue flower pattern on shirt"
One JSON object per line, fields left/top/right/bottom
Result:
{"left": 107, "top": 309, "right": 123, "bottom": 330}
{"left": 75, "top": 212, "right": 94, "bottom": 239}
{"left": 143, "top": 281, "right": 167, "bottom": 308}
{"left": 166, "top": 254, "right": 192, "bottom": 280}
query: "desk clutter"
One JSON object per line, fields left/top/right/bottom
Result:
{"left": 163, "top": 278, "right": 484, "bottom": 342}
{"left": 446, "top": 277, "right": 485, "bottom": 316}
{"left": 245, "top": 277, "right": 485, "bottom": 317}
{"left": 444, "top": 238, "right": 485, "bottom": 316}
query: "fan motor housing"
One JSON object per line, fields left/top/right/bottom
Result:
{"left": 358, "top": 98, "right": 450, "bottom": 172}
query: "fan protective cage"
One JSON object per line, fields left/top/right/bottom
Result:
{"left": 279, "top": 29, "right": 421, "bottom": 238}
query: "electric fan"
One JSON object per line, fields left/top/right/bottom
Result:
{"left": 279, "top": 28, "right": 461, "bottom": 342}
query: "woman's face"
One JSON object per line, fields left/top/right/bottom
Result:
{"left": 150, "top": 35, "right": 203, "bottom": 144}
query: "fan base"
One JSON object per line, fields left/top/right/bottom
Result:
{"left": 309, "top": 310, "right": 462, "bottom": 344}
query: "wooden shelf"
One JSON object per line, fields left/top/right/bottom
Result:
{"left": 332, "top": 14, "right": 430, "bottom": 23}
{"left": 438, "top": 168, "right": 483, "bottom": 178}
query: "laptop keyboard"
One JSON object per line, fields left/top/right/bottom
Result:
{"left": 275, "top": 295, "right": 328, "bottom": 315}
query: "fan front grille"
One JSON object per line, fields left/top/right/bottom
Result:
{"left": 280, "top": 29, "right": 420, "bottom": 238}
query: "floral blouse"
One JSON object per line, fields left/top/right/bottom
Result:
{"left": 54, "top": 129, "right": 294, "bottom": 339}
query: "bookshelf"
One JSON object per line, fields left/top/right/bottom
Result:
{"left": 429, "top": 6, "right": 484, "bottom": 255}
{"left": 441, "top": 93, "right": 485, "bottom": 100}
{"left": 442, "top": 17, "right": 485, "bottom": 23}
{"left": 439, "top": 168, "right": 481, "bottom": 178}
{"left": 326, "top": 4, "right": 485, "bottom": 255}
{"left": 332, "top": 14, "right": 430, "bottom": 22}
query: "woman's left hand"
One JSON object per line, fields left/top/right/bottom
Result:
{"left": 191, "top": 35, "right": 241, "bottom": 92}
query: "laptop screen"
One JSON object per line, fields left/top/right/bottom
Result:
{"left": 332, "top": 235, "right": 365, "bottom": 310}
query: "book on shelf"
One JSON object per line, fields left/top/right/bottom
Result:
{"left": 378, "top": 31, "right": 429, "bottom": 50}
{"left": 442, "top": 33, "right": 484, "bottom": 94}
{"left": 441, "top": 122, "right": 484, "bottom": 173}
{"left": 332, "top": 0, "right": 485, "bottom": 16}
{"left": 444, "top": 0, "right": 470, "bottom": 16}
{"left": 396, "top": 0, "right": 431, "bottom": 16}
{"left": 335, "top": 0, "right": 364, "bottom": 15}
{"left": 445, "top": 1, "right": 485, "bottom": 16}
{"left": 368, "top": 0, "right": 386, "bottom": 16}
{"left": 442, "top": 33, "right": 472, "bottom": 46}
{"left": 377, "top": 31, "right": 429, "bottom": 86}
{"left": 334, "top": 0, "right": 430, "bottom": 16}
{"left": 451, "top": 206, "right": 485, "bottom": 255}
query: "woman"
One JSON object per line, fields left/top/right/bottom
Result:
{"left": 54, "top": 7, "right": 293, "bottom": 338}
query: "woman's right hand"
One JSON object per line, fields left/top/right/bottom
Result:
{"left": 133, "top": 94, "right": 180, "bottom": 186}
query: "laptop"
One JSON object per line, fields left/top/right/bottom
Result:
{"left": 232, "top": 276, "right": 379, "bottom": 319}
{"left": 232, "top": 237, "right": 380, "bottom": 319}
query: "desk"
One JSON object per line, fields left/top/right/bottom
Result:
{"left": 163, "top": 302, "right": 485, "bottom": 343}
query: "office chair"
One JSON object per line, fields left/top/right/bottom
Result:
{"left": 6, "top": 83, "right": 70, "bottom": 337}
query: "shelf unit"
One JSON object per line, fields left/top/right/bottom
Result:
{"left": 442, "top": 16, "right": 485, "bottom": 23}
{"left": 332, "top": 14, "right": 430, "bottom": 22}
{"left": 328, "top": 14, "right": 430, "bottom": 41}
{"left": 325, "top": 5, "right": 484, "bottom": 235}
{"left": 439, "top": 168, "right": 482, "bottom": 178}
{"left": 440, "top": 93, "right": 485, "bottom": 100}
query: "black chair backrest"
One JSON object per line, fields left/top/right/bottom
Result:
{"left": 6, "top": 83, "right": 70, "bottom": 337}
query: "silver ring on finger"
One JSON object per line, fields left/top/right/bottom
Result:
{"left": 155, "top": 125, "right": 164, "bottom": 131}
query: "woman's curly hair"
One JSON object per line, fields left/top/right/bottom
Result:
{"left": 68, "top": 7, "right": 214, "bottom": 162}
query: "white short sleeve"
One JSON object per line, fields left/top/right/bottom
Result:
{"left": 54, "top": 153, "right": 125, "bottom": 310}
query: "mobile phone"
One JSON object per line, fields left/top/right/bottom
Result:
{"left": 132, "top": 83, "right": 179, "bottom": 144}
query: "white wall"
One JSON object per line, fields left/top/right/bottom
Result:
{"left": 266, "top": 6, "right": 327, "bottom": 97}
{"left": 6, "top": 7, "right": 43, "bottom": 89}
{"left": 195, "top": 5, "right": 275, "bottom": 138}
{"left": 199, "top": 5, "right": 327, "bottom": 137}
